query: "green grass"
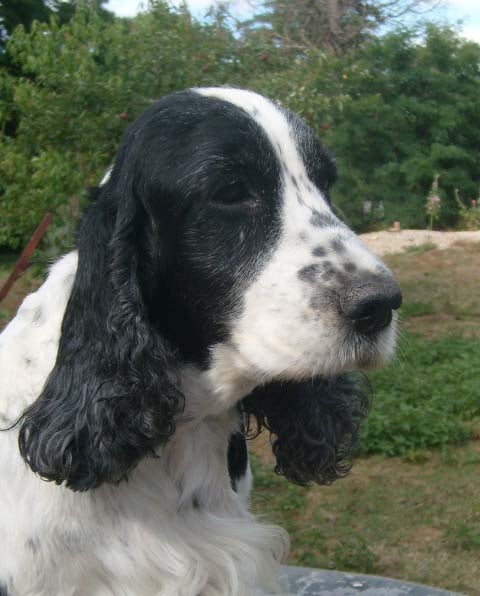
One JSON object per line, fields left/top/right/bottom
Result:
{"left": 399, "top": 300, "right": 435, "bottom": 318}
{"left": 360, "top": 333, "right": 480, "bottom": 456}
{"left": 403, "top": 241, "right": 437, "bottom": 255}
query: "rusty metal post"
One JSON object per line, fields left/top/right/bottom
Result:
{"left": 0, "top": 212, "right": 53, "bottom": 304}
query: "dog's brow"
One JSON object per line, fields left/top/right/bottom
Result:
{"left": 195, "top": 88, "right": 309, "bottom": 183}
{"left": 179, "top": 155, "right": 229, "bottom": 184}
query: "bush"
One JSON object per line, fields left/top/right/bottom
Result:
{"left": 2, "top": 6, "right": 480, "bottom": 250}
{"left": 0, "top": 3, "right": 246, "bottom": 250}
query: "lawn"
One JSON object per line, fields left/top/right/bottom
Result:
{"left": 1, "top": 242, "right": 479, "bottom": 594}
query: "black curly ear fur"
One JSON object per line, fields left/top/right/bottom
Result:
{"left": 241, "top": 375, "right": 369, "bottom": 485}
{"left": 18, "top": 176, "right": 183, "bottom": 491}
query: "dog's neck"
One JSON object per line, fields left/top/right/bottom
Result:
{"left": 146, "top": 359, "right": 254, "bottom": 515}
{"left": 179, "top": 345, "right": 259, "bottom": 421}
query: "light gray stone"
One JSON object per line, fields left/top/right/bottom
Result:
{"left": 278, "top": 566, "right": 463, "bottom": 596}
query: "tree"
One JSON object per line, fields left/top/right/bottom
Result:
{"left": 0, "top": 0, "right": 112, "bottom": 56}
{"left": 0, "top": 2, "right": 243, "bottom": 248}
{"left": 0, "top": 0, "right": 52, "bottom": 47}
{"left": 321, "top": 26, "right": 480, "bottom": 228}
{"left": 243, "top": 0, "right": 439, "bottom": 56}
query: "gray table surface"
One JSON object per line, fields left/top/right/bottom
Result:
{"left": 280, "top": 566, "right": 464, "bottom": 596}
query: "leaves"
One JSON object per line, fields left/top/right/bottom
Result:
{"left": 1, "top": 4, "right": 480, "bottom": 249}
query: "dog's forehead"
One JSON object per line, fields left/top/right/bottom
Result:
{"left": 195, "top": 88, "right": 313, "bottom": 179}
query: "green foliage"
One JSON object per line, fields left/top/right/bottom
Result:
{"left": 454, "top": 189, "right": 480, "bottom": 230}
{"left": 360, "top": 334, "right": 480, "bottom": 456}
{"left": 0, "top": 2, "right": 242, "bottom": 248}
{"left": 1, "top": 3, "right": 480, "bottom": 250}
{"left": 0, "top": 0, "right": 52, "bottom": 40}
{"left": 320, "top": 27, "right": 480, "bottom": 229}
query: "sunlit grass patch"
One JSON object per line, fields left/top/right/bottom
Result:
{"left": 403, "top": 241, "right": 437, "bottom": 255}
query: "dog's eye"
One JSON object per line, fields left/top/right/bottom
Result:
{"left": 210, "top": 180, "right": 259, "bottom": 208}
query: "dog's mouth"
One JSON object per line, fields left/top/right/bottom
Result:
{"left": 218, "top": 306, "right": 399, "bottom": 394}
{"left": 345, "top": 312, "right": 398, "bottom": 372}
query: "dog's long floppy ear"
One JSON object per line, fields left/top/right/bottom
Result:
{"left": 241, "top": 375, "right": 369, "bottom": 485}
{"left": 18, "top": 170, "right": 183, "bottom": 491}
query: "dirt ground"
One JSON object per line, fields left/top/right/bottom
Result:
{"left": 360, "top": 229, "right": 480, "bottom": 256}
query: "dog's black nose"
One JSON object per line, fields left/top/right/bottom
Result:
{"left": 341, "top": 277, "right": 402, "bottom": 334}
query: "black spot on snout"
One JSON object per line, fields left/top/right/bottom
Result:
{"left": 322, "top": 270, "right": 335, "bottom": 281}
{"left": 298, "top": 264, "right": 322, "bottom": 282}
{"left": 344, "top": 262, "right": 357, "bottom": 273}
{"left": 331, "top": 238, "right": 346, "bottom": 253}
{"left": 312, "top": 246, "right": 327, "bottom": 257}
{"left": 319, "top": 260, "right": 337, "bottom": 281}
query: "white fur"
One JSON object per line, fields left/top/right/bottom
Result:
{"left": 0, "top": 254, "right": 288, "bottom": 596}
{"left": 0, "top": 88, "right": 397, "bottom": 595}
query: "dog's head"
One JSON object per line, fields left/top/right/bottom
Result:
{"left": 18, "top": 89, "right": 400, "bottom": 490}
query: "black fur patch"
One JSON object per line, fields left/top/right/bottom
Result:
{"left": 242, "top": 375, "right": 369, "bottom": 486}
{"left": 298, "top": 264, "right": 321, "bottom": 282}
{"left": 227, "top": 431, "right": 248, "bottom": 491}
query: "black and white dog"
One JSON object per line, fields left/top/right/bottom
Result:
{"left": 0, "top": 88, "right": 401, "bottom": 596}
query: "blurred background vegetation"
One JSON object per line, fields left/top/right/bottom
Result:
{"left": 1, "top": 1, "right": 480, "bottom": 593}
{"left": 1, "top": 0, "right": 480, "bottom": 252}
